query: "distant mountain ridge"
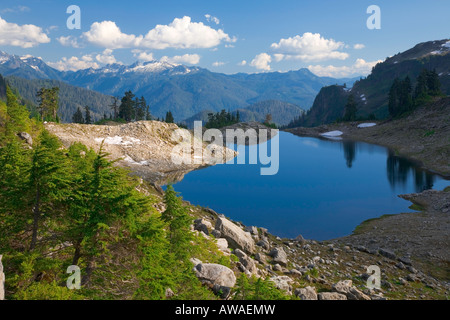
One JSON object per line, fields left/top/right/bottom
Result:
{"left": 0, "top": 51, "right": 355, "bottom": 121}
{"left": 295, "top": 39, "right": 450, "bottom": 127}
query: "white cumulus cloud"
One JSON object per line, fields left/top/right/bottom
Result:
{"left": 82, "top": 16, "right": 234, "bottom": 50}
{"left": 83, "top": 20, "right": 141, "bottom": 49}
{"left": 354, "top": 44, "right": 365, "bottom": 50}
{"left": 47, "top": 55, "right": 100, "bottom": 72}
{"left": 161, "top": 54, "right": 201, "bottom": 65}
{"left": 270, "top": 32, "right": 348, "bottom": 62}
{"left": 212, "top": 61, "right": 225, "bottom": 67}
{"left": 238, "top": 60, "right": 247, "bottom": 66}
{"left": 133, "top": 50, "right": 155, "bottom": 62}
{"left": 307, "top": 58, "right": 383, "bottom": 78}
{"left": 57, "top": 35, "right": 82, "bottom": 48}
{"left": 205, "top": 14, "right": 220, "bottom": 25}
{"left": 250, "top": 53, "right": 272, "bottom": 71}
{"left": 95, "top": 49, "right": 119, "bottom": 65}
{"left": 0, "top": 17, "right": 50, "bottom": 48}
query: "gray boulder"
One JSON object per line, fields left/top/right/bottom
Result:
{"left": 379, "top": 248, "right": 396, "bottom": 260}
{"left": 269, "top": 247, "right": 288, "bottom": 266}
{"left": 269, "top": 276, "right": 293, "bottom": 295}
{"left": 17, "top": 132, "right": 32, "bottom": 146}
{"left": 216, "top": 238, "right": 229, "bottom": 252}
{"left": 215, "top": 217, "right": 255, "bottom": 254}
{"left": 294, "top": 234, "right": 306, "bottom": 244}
{"left": 295, "top": 286, "right": 318, "bottom": 300}
{"left": 234, "top": 249, "right": 257, "bottom": 274}
{"left": 318, "top": 292, "right": 347, "bottom": 300}
{"left": 332, "top": 280, "right": 371, "bottom": 300}
{"left": 194, "top": 219, "right": 212, "bottom": 235}
{"left": 194, "top": 263, "right": 236, "bottom": 288}
{"left": 256, "top": 238, "right": 270, "bottom": 251}
{"left": 245, "top": 226, "right": 259, "bottom": 235}
{"left": 211, "top": 229, "right": 221, "bottom": 238}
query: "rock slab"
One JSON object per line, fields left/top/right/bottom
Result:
{"left": 215, "top": 217, "right": 255, "bottom": 254}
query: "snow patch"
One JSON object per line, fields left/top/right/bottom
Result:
{"left": 442, "top": 40, "right": 450, "bottom": 49}
{"left": 320, "top": 130, "right": 343, "bottom": 137}
{"left": 357, "top": 123, "right": 377, "bottom": 128}
{"left": 123, "top": 155, "right": 148, "bottom": 165}
{"left": 94, "top": 136, "right": 141, "bottom": 145}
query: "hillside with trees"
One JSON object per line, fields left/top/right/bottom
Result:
{"left": 5, "top": 76, "right": 114, "bottom": 123}
{"left": 288, "top": 39, "right": 450, "bottom": 127}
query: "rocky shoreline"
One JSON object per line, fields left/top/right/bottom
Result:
{"left": 157, "top": 193, "right": 450, "bottom": 300}
{"left": 283, "top": 99, "right": 450, "bottom": 286}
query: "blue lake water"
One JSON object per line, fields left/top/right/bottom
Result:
{"left": 172, "top": 132, "right": 449, "bottom": 241}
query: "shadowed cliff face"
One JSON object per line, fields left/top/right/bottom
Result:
{"left": 45, "top": 120, "right": 237, "bottom": 185}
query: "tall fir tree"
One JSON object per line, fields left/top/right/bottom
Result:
{"left": 29, "top": 130, "right": 71, "bottom": 250}
{"left": 72, "top": 107, "right": 84, "bottom": 124}
{"left": 162, "top": 185, "right": 193, "bottom": 262}
{"left": 119, "top": 91, "right": 135, "bottom": 122}
{"left": 165, "top": 111, "right": 174, "bottom": 123}
{"left": 5, "top": 86, "right": 30, "bottom": 137}
{"left": 66, "top": 144, "right": 150, "bottom": 285}
{"left": 343, "top": 94, "right": 357, "bottom": 121}
{"left": 36, "top": 87, "right": 59, "bottom": 122}
{"left": 84, "top": 106, "right": 92, "bottom": 124}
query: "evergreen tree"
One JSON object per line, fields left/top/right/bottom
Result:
{"left": 343, "top": 94, "right": 357, "bottom": 121}
{"left": 0, "top": 73, "right": 6, "bottom": 100}
{"left": 389, "top": 77, "right": 412, "bottom": 117}
{"left": 84, "top": 106, "right": 92, "bottom": 124}
{"left": 109, "top": 97, "right": 120, "bottom": 120}
{"left": 29, "top": 130, "right": 71, "bottom": 250}
{"left": 119, "top": 91, "right": 135, "bottom": 122}
{"left": 37, "top": 87, "right": 59, "bottom": 122}
{"left": 162, "top": 185, "right": 193, "bottom": 261}
{"left": 66, "top": 144, "right": 151, "bottom": 285}
{"left": 426, "top": 69, "right": 441, "bottom": 96}
{"left": 5, "top": 86, "right": 30, "bottom": 137}
{"left": 414, "top": 69, "right": 428, "bottom": 100}
{"left": 165, "top": 111, "right": 174, "bottom": 123}
{"left": 0, "top": 140, "right": 32, "bottom": 251}
{"left": 72, "top": 107, "right": 84, "bottom": 124}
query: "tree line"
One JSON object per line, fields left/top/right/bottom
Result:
{"left": 205, "top": 109, "right": 241, "bottom": 129}
{"left": 388, "top": 68, "right": 442, "bottom": 117}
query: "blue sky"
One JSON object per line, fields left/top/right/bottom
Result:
{"left": 0, "top": 0, "right": 449, "bottom": 77}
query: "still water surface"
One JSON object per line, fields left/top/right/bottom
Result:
{"left": 173, "top": 132, "right": 449, "bottom": 240}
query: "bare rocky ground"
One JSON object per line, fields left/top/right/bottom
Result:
{"left": 333, "top": 189, "right": 450, "bottom": 281}
{"left": 146, "top": 184, "right": 450, "bottom": 300}
{"left": 45, "top": 121, "right": 237, "bottom": 185}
